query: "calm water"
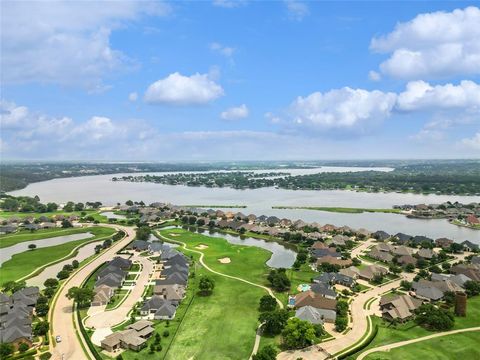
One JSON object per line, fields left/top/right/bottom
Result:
{"left": 100, "top": 211, "right": 127, "bottom": 220}
{"left": 26, "top": 240, "right": 102, "bottom": 288}
{"left": 10, "top": 168, "right": 480, "bottom": 243}
{"left": 0, "top": 232, "right": 93, "bottom": 265}
{"left": 196, "top": 228, "right": 296, "bottom": 268}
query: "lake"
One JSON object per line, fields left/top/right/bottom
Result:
{"left": 10, "top": 168, "right": 480, "bottom": 243}
{"left": 0, "top": 232, "right": 93, "bottom": 266}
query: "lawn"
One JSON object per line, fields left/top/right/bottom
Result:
{"left": 105, "top": 290, "right": 129, "bottom": 310}
{"left": 158, "top": 228, "right": 273, "bottom": 286}
{"left": 364, "top": 331, "right": 480, "bottom": 360}
{"left": 0, "top": 209, "right": 97, "bottom": 219}
{"left": 0, "top": 227, "right": 98, "bottom": 248}
{"left": 0, "top": 226, "right": 116, "bottom": 284}
{"left": 119, "top": 232, "right": 269, "bottom": 360}
{"left": 348, "top": 295, "right": 480, "bottom": 359}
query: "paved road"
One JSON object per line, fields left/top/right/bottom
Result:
{"left": 49, "top": 224, "right": 135, "bottom": 360}
{"left": 357, "top": 326, "right": 480, "bottom": 360}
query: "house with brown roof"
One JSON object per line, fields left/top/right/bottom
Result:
{"left": 450, "top": 264, "right": 480, "bottom": 282}
{"left": 369, "top": 249, "right": 393, "bottom": 263}
{"left": 101, "top": 320, "right": 154, "bottom": 352}
{"left": 397, "top": 255, "right": 417, "bottom": 266}
{"left": 435, "top": 237, "right": 453, "bottom": 249}
{"left": 294, "top": 291, "right": 337, "bottom": 312}
{"left": 358, "top": 265, "right": 388, "bottom": 281}
{"left": 92, "top": 285, "right": 114, "bottom": 306}
{"left": 380, "top": 294, "right": 422, "bottom": 322}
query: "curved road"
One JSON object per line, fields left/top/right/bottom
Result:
{"left": 357, "top": 326, "right": 480, "bottom": 360}
{"left": 49, "top": 224, "right": 135, "bottom": 360}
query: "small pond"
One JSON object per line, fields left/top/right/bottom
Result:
{"left": 0, "top": 232, "right": 93, "bottom": 266}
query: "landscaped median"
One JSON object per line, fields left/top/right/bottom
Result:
{"left": 333, "top": 315, "right": 378, "bottom": 359}
{"left": 0, "top": 226, "right": 116, "bottom": 284}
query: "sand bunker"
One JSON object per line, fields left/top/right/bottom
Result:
{"left": 169, "top": 233, "right": 180, "bottom": 237}
{"left": 218, "top": 257, "right": 231, "bottom": 264}
{"left": 195, "top": 244, "right": 209, "bottom": 250}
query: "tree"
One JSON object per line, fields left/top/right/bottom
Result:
{"left": 259, "top": 309, "right": 289, "bottom": 335}
{"left": 199, "top": 276, "right": 215, "bottom": 295}
{"left": 18, "top": 342, "right": 29, "bottom": 353}
{"left": 66, "top": 287, "right": 94, "bottom": 308}
{"left": 267, "top": 269, "right": 291, "bottom": 291}
{"left": 36, "top": 303, "right": 50, "bottom": 316}
{"left": 33, "top": 321, "right": 50, "bottom": 336}
{"left": 449, "top": 243, "right": 463, "bottom": 253}
{"left": 95, "top": 244, "right": 103, "bottom": 254}
{"left": 405, "top": 263, "right": 415, "bottom": 273}
{"left": 126, "top": 200, "right": 133, "bottom": 206}
{"left": 154, "top": 333, "right": 161, "bottom": 344}
{"left": 336, "top": 300, "right": 349, "bottom": 317}
{"left": 400, "top": 280, "right": 412, "bottom": 291}
{"left": 259, "top": 295, "right": 277, "bottom": 312}
{"left": 415, "top": 304, "right": 454, "bottom": 331}
{"left": 282, "top": 318, "right": 317, "bottom": 349}
{"left": 63, "top": 264, "right": 73, "bottom": 272}
{"left": 2, "top": 280, "right": 26, "bottom": 293}
{"left": 44, "top": 278, "right": 59, "bottom": 288}
{"left": 317, "top": 262, "right": 341, "bottom": 273}
{"left": 464, "top": 280, "right": 480, "bottom": 297}
{"left": 46, "top": 202, "right": 58, "bottom": 212}
{"left": 136, "top": 226, "right": 151, "bottom": 240}
{"left": 335, "top": 316, "right": 348, "bottom": 332}
{"left": 149, "top": 343, "right": 155, "bottom": 353}
{"left": 61, "top": 219, "right": 73, "bottom": 228}
{"left": 72, "top": 260, "right": 79, "bottom": 269}
{"left": 389, "top": 264, "right": 402, "bottom": 275}
{"left": 28, "top": 244, "right": 37, "bottom": 250}
{"left": 74, "top": 202, "right": 84, "bottom": 211}
{"left": 63, "top": 201, "right": 75, "bottom": 212}
{"left": 163, "top": 330, "right": 170, "bottom": 337}
{"left": 443, "top": 291, "right": 455, "bottom": 307}
{"left": 36, "top": 296, "right": 48, "bottom": 305}
{"left": 0, "top": 343, "right": 14, "bottom": 357}
{"left": 56, "top": 270, "right": 70, "bottom": 280}
{"left": 252, "top": 345, "right": 278, "bottom": 360}
{"left": 44, "top": 287, "right": 55, "bottom": 298}
{"left": 196, "top": 218, "right": 205, "bottom": 227}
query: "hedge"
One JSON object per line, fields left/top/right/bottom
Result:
{"left": 337, "top": 324, "right": 379, "bottom": 359}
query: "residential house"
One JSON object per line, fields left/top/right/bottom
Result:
{"left": 372, "top": 230, "right": 390, "bottom": 241}
{"left": 397, "top": 255, "right": 417, "bottom": 267}
{"left": 92, "top": 285, "right": 114, "bottom": 306}
{"left": 295, "top": 305, "right": 336, "bottom": 324}
{"left": 357, "top": 265, "right": 388, "bottom": 282}
{"left": 369, "top": 249, "right": 393, "bottom": 263}
{"left": 294, "top": 290, "right": 337, "bottom": 312}
{"left": 380, "top": 294, "right": 422, "bottom": 322}
{"left": 435, "top": 238, "right": 454, "bottom": 249}
{"left": 417, "top": 248, "right": 435, "bottom": 260}
{"left": 393, "top": 246, "right": 414, "bottom": 257}
{"left": 450, "top": 264, "right": 480, "bottom": 282}
{"left": 140, "top": 296, "right": 177, "bottom": 320}
{"left": 314, "top": 272, "right": 356, "bottom": 288}
{"left": 461, "top": 240, "right": 479, "bottom": 252}
{"left": 101, "top": 320, "right": 154, "bottom": 352}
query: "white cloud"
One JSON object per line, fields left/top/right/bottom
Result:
{"left": 220, "top": 104, "right": 249, "bottom": 120}
{"left": 410, "top": 129, "right": 445, "bottom": 142}
{"left": 129, "top": 92, "right": 139, "bottom": 102}
{"left": 212, "top": 0, "right": 246, "bottom": 8}
{"left": 370, "top": 6, "right": 480, "bottom": 79}
{"left": 1, "top": 1, "right": 170, "bottom": 89}
{"left": 287, "top": 87, "right": 397, "bottom": 132}
{"left": 265, "top": 112, "right": 281, "bottom": 124}
{"left": 285, "top": 1, "right": 309, "bottom": 21}
{"left": 368, "top": 71, "right": 381, "bottom": 82}
{"left": 461, "top": 133, "right": 480, "bottom": 150}
{"left": 144, "top": 72, "right": 224, "bottom": 105}
{"left": 396, "top": 80, "right": 480, "bottom": 112}
{"left": 210, "top": 42, "right": 236, "bottom": 57}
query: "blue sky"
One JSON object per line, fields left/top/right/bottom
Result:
{"left": 1, "top": 0, "right": 479, "bottom": 160}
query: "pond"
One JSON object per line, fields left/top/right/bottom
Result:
{"left": 173, "top": 226, "right": 297, "bottom": 268}
{"left": 26, "top": 240, "right": 103, "bottom": 289}
{"left": 100, "top": 211, "right": 127, "bottom": 220}
{"left": 0, "top": 232, "right": 93, "bottom": 266}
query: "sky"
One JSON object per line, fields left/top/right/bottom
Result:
{"left": 1, "top": 0, "right": 479, "bottom": 161}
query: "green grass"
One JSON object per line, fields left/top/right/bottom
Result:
{"left": 105, "top": 290, "right": 129, "bottom": 310}
{"left": 178, "top": 204, "right": 247, "bottom": 208}
{"left": 0, "top": 226, "right": 115, "bottom": 283}
{"left": 271, "top": 206, "right": 402, "bottom": 214}
{"left": 0, "top": 209, "right": 96, "bottom": 219}
{"left": 0, "top": 227, "right": 99, "bottom": 248}
{"left": 364, "top": 331, "right": 480, "bottom": 360}
{"left": 159, "top": 228, "right": 272, "bottom": 285}
{"left": 121, "top": 230, "right": 271, "bottom": 360}
{"left": 348, "top": 296, "right": 480, "bottom": 359}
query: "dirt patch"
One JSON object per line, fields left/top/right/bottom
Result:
{"left": 218, "top": 257, "right": 231, "bottom": 264}
{"left": 195, "top": 244, "right": 209, "bottom": 250}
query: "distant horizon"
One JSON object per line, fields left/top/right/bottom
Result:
{"left": 1, "top": 1, "right": 479, "bottom": 160}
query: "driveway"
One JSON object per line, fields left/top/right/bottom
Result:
{"left": 49, "top": 224, "right": 135, "bottom": 360}
{"left": 86, "top": 254, "right": 154, "bottom": 329}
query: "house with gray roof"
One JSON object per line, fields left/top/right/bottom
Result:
{"left": 310, "top": 283, "right": 336, "bottom": 299}
{"left": 295, "top": 305, "right": 336, "bottom": 324}
{"left": 140, "top": 296, "right": 177, "bottom": 320}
